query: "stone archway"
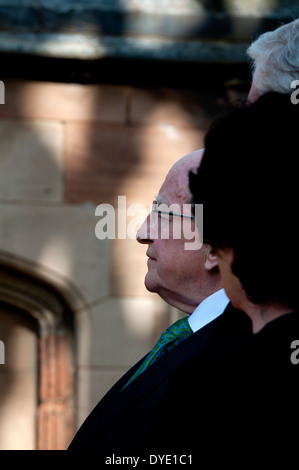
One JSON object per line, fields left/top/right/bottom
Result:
{"left": 0, "top": 251, "right": 82, "bottom": 450}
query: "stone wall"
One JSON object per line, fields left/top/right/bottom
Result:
{"left": 0, "top": 0, "right": 297, "bottom": 450}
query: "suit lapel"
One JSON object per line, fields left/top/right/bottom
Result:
{"left": 94, "top": 303, "right": 251, "bottom": 417}
{"left": 69, "top": 303, "right": 251, "bottom": 449}
{"left": 69, "top": 313, "right": 224, "bottom": 448}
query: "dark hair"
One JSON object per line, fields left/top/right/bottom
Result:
{"left": 189, "top": 92, "right": 298, "bottom": 308}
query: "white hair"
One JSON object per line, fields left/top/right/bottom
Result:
{"left": 247, "top": 18, "right": 299, "bottom": 95}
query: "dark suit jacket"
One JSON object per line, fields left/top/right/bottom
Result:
{"left": 67, "top": 303, "right": 252, "bottom": 451}
{"left": 140, "top": 309, "right": 299, "bottom": 460}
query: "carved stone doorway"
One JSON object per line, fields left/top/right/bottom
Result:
{"left": 0, "top": 252, "right": 76, "bottom": 450}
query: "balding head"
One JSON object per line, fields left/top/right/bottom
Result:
{"left": 136, "top": 148, "right": 222, "bottom": 313}
{"left": 158, "top": 149, "right": 204, "bottom": 206}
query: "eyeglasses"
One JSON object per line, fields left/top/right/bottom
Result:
{"left": 151, "top": 202, "right": 195, "bottom": 220}
{"left": 144, "top": 200, "right": 202, "bottom": 249}
{"left": 144, "top": 201, "right": 201, "bottom": 248}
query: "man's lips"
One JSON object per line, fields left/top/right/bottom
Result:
{"left": 146, "top": 251, "right": 156, "bottom": 261}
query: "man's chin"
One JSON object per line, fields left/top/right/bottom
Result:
{"left": 144, "top": 274, "right": 159, "bottom": 294}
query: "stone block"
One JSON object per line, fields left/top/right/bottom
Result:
{"left": 111, "top": 236, "right": 150, "bottom": 297}
{"left": 0, "top": 302, "right": 37, "bottom": 450}
{"left": 0, "top": 371, "right": 36, "bottom": 450}
{"left": 89, "top": 297, "right": 171, "bottom": 367}
{"left": 130, "top": 87, "right": 213, "bottom": 129}
{"left": 0, "top": 119, "right": 63, "bottom": 202}
{"left": 0, "top": 304, "right": 37, "bottom": 371}
{"left": 0, "top": 203, "right": 110, "bottom": 306}
{"left": 65, "top": 122, "right": 202, "bottom": 206}
{"left": 0, "top": 79, "right": 129, "bottom": 124}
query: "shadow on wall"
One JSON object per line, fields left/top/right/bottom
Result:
{"left": 0, "top": 303, "right": 38, "bottom": 450}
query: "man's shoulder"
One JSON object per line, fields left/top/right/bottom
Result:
{"left": 198, "top": 302, "right": 252, "bottom": 347}
{"left": 220, "top": 302, "right": 251, "bottom": 326}
{"left": 169, "top": 304, "right": 252, "bottom": 379}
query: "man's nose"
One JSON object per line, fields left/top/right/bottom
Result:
{"left": 136, "top": 214, "right": 155, "bottom": 244}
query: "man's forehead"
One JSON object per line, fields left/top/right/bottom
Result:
{"left": 157, "top": 165, "right": 191, "bottom": 204}
{"left": 156, "top": 179, "right": 190, "bottom": 205}
{"left": 156, "top": 149, "right": 204, "bottom": 204}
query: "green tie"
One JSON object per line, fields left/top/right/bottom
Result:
{"left": 122, "top": 316, "right": 192, "bottom": 390}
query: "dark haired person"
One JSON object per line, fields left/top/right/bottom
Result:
{"left": 139, "top": 93, "right": 299, "bottom": 460}
{"left": 189, "top": 92, "right": 298, "bottom": 323}
{"left": 188, "top": 91, "right": 299, "bottom": 458}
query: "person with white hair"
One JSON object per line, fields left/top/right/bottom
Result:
{"left": 247, "top": 18, "right": 299, "bottom": 102}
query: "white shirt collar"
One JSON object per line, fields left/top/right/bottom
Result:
{"left": 188, "top": 288, "right": 229, "bottom": 333}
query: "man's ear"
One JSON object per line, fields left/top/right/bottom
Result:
{"left": 204, "top": 246, "right": 219, "bottom": 272}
